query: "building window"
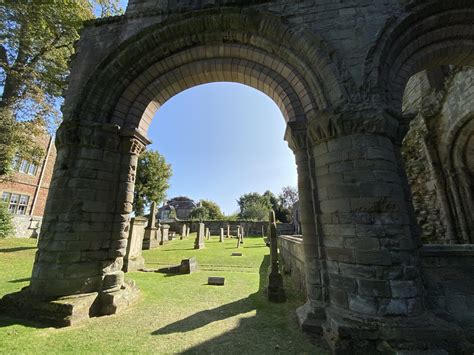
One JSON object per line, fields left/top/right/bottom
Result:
{"left": 12, "top": 154, "right": 39, "bottom": 176}
{"left": 1, "top": 192, "right": 30, "bottom": 215}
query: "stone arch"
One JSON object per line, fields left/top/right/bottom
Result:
{"left": 365, "top": 0, "right": 474, "bottom": 112}
{"left": 446, "top": 113, "right": 474, "bottom": 242}
{"left": 70, "top": 9, "right": 350, "bottom": 129}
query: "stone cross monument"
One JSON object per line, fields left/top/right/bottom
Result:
{"left": 267, "top": 210, "right": 286, "bottom": 302}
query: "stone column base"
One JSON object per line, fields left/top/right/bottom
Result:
{"left": 296, "top": 301, "right": 325, "bottom": 334}
{"left": 0, "top": 281, "right": 139, "bottom": 327}
{"left": 323, "top": 308, "right": 473, "bottom": 354}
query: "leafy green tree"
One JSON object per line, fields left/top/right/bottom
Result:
{"left": 0, "top": 1, "right": 122, "bottom": 176}
{"left": 0, "top": 202, "right": 13, "bottom": 238}
{"left": 134, "top": 150, "right": 172, "bottom": 216}
{"left": 237, "top": 192, "right": 272, "bottom": 221}
{"left": 279, "top": 186, "right": 298, "bottom": 209}
{"left": 200, "top": 200, "right": 224, "bottom": 220}
{"left": 189, "top": 206, "right": 210, "bottom": 221}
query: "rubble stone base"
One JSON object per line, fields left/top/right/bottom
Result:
{"left": 323, "top": 308, "right": 473, "bottom": 354}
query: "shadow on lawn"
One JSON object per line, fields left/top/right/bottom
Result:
{"left": 0, "top": 247, "right": 36, "bottom": 253}
{"left": 8, "top": 278, "right": 31, "bottom": 283}
{"left": 152, "top": 254, "right": 271, "bottom": 337}
{"left": 150, "top": 255, "right": 326, "bottom": 353}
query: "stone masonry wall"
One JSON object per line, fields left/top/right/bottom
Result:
{"left": 421, "top": 244, "right": 474, "bottom": 341}
{"left": 169, "top": 220, "right": 294, "bottom": 236}
{"left": 279, "top": 235, "right": 306, "bottom": 293}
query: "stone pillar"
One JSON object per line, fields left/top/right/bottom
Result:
{"left": 186, "top": 226, "right": 190, "bottom": 237}
{"left": 285, "top": 121, "right": 327, "bottom": 332}
{"left": 28, "top": 123, "right": 148, "bottom": 297}
{"left": 181, "top": 224, "right": 187, "bottom": 238}
{"left": 205, "top": 227, "right": 210, "bottom": 240}
{"left": 194, "top": 223, "right": 205, "bottom": 249}
{"left": 219, "top": 228, "right": 224, "bottom": 242}
{"left": 304, "top": 110, "right": 456, "bottom": 352}
{"left": 227, "top": 224, "right": 230, "bottom": 238}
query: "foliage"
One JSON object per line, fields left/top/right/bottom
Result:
{"left": 279, "top": 186, "right": 299, "bottom": 209}
{"left": 0, "top": 202, "right": 13, "bottom": 238}
{"left": 200, "top": 200, "right": 224, "bottom": 220}
{"left": 237, "top": 192, "right": 272, "bottom": 221}
{"left": 0, "top": 1, "right": 122, "bottom": 177}
{"left": 134, "top": 150, "right": 172, "bottom": 216}
{"left": 236, "top": 187, "right": 298, "bottom": 223}
{"left": 189, "top": 206, "right": 210, "bottom": 221}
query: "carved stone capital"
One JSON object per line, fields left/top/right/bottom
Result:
{"left": 307, "top": 109, "right": 405, "bottom": 146}
{"left": 56, "top": 120, "right": 121, "bottom": 150}
{"left": 120, "top": 128, "right": 152, "bottom": 155}
{"left": 284, "top": 121, "right": 308, "bottom": 153}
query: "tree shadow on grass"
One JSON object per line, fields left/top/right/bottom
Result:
{"left": 150, "top": 256, "right": 328, "bottom": 353}
{"left": 0, "top": 314, "right": 50, "bottom": 330}
{"left": 8, "top": 278, "right": 31, "bottom": 283}
{"left": 0, "top": 247, "right": 36, "bottom": 253}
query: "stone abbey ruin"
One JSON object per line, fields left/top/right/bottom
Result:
{"left": 1, "top": 0, "right": 473, "bottom": 353}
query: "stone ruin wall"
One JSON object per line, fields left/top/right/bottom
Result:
{"left": 401, "top": 67, "right": 474, "bottom": 244}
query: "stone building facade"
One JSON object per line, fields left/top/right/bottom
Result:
{"left": 157, "top": 196, "right": 197, "bottom": 220}
{"left": 2, "top": 1, "right": 473, "bottom": 353}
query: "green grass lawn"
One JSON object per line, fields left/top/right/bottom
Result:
{"left": 0, "top": 235, "right": 328, "bottom": 354}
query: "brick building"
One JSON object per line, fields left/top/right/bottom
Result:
{"left": 0, "top": 132, "right": 56, "bottom": 219}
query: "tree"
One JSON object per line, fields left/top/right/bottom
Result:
{"left": 0, "top": 1, "right": 122, "bottom": 176}
{"left": 279, "top": 186, "right": 299, "bottom": 209}
{"left": 134, "top": 150, "right": 172, "bottom": 216}
{"left": 200, "top": 200, "right": 224, "bottom": 220}
{"left": 0, "top": 202, "right": 13, "bottom": 238}
{"left": 237, "top": 192, "right": 272, "bottom": 221}
{"left": 189, "top": 206, "right": 210, "bottom": 221}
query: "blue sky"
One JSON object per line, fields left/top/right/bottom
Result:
{"left": 148, "top": 83, "right": 297, "bottom": 215}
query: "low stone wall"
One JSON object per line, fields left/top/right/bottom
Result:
{"left": 421, "top": 244, "right": 474, "bottom": 339}
{"left": 278, "top": 235, "right": 306, "bottom": 293}
{"left": 169, "top": 220, "right": 294, "bottom": 236}
{"left": 11, "top": 215, "right": 42, "bottom": 239}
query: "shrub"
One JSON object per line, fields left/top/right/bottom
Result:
{"left": 0, "top": 202, "right": 13, "bottom": 238}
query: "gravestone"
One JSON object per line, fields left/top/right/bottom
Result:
{"left": 186, "top": 227, "right": 190, "bottom": 237}
{"left": 267, "top": 210, "right": 286, "bottom": 302}
{"left": 205, "top": 227, "right": 210, "bottom": 240}
{"left": 124, "top": 217, "right": 147, "bottom": 272}
{"left": 219, "top": 228, "right": 224, "bottom": 242}
{"left": 236, "top": 236, "right": 241, "bottom": 248}
{"left": 208, "top": 277, "right": 225, "bottom": 286}
{"left": 226, "top": 225, "right": 230, "bottom": 238}
{"left": 160, "top": 224, "right": 170, "bottom": 245}
{"left": 181, "top": 224, "right": 187, "bottom": 239}
{"left": 143, "top": 202, "right": 159, "bottom": 249}
{"left": 240, "top": 226, "right": 244, "bottom": 244}
{"left": 194, "top": 223, "right": 205, "bottom": 249}
{"left": 180, "top": 257, "right": 198, "bottom": 274}
{"left": 232, "top": 252, "right": 242, "bottom": 256}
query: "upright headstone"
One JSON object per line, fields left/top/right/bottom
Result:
{"left": 236, "top": 235, "right": 241, "bottom": 248}
{"left": 219, "top": 228, "right": 224, "bottom": 242}
{"left": 143, "top": 202, "right": 159, "bottom": 249}
{"left": 160, "top": 224, "right": 170, "bottom": 245}
{"left": 124, "top": 217, "right": 147, "bottom": 272}
{"left": 261, "top": 225, "right": 265, "bottom": 238}
{"left": 240, "top": 226, "right": 245, "bottom": 244}
{"left": 186, "top": 226, "right": 190, "bottom": 236}
{"left": 181, "top": 224, "right": 187, "bottom": 239}
{"left": 267, "top": 210, "right": 286, "bottom": 302}
{"left": 194, "top": 223, "right": 205, "bottom": 249}
{"left": 227, "top": 225, "right": 230, "bottom": 238}
{"left": 205, "top": 227, "right": 210, "bottom": 240}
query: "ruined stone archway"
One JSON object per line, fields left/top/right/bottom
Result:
{"left": 2, "top": 1, "right": 474, "bottom": 353}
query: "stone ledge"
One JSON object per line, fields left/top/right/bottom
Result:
{"left": 421, "top": 244, "right": 474, "bottom": 257}
{"left": 0, "top": 281, "right": 139, "bottom": 327}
